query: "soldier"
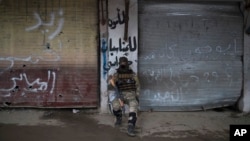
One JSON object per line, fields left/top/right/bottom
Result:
{"left": 109, "top": 56, "right": 140, "bottom": 137}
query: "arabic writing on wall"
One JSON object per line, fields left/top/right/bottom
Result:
{"left": 107, "top": 0, "right": 138, "bottom": 74}
{"left": 101, "top": 38, "right": 109, "bottom": 78}
{"left": 25, "top": 9, "right": 64, "bottom": 40}
{"left": 0, "top": 8, "right": 65, "bottom": 98}
{"left": 0, "top": 71, "right": 56, "bottom": 97}
{"left": 142, "top": 88, "right": 183, "bottom": 104}
{"left": 143, "top": 39, "right": 240, "bottom": 61}
{"left": 108, "top": 36, "right": 137, "bottom": 67}
{"left": 108, "top": 8, "right": 125, "bottom": 30}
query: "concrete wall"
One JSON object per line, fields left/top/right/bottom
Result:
{"left": 99, "top": 0, "right": 109, "bottom": 113}
{"left": 238, "top": 0, "right": 250, "bottom": 113}
{"left": 99, "top": 0, "right": 138, "bottom": 113}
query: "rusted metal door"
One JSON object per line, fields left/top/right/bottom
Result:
{"left": 138, "top": 1, "right": 243, "bottom": 111}
{"left": 0, "top": 0, "right": 98, "bottom": 108}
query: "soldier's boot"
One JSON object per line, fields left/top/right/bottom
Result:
{"left": 127, "top": 112, "right": 137, "bottom": 137}
{"left": 113, "top": 109, "right": 122, "bottom": 126}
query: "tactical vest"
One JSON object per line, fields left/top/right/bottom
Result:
{"left": 116, "top": 69, "right": 136, "bottom": 92}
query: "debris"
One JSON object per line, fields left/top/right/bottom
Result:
{"left": 72, "top": 109, "right": 80, "bottom": 114}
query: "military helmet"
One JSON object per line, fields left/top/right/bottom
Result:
{"left": 119, "top": 57, "right": 128, "bottom": 65}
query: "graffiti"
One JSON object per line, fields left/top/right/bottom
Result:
{"left": 0, "top": 71, "right": 56, "bottom": 95}
{"left": 169, "top": 68, "right": 177, "bottom": 86}
{"left": 143, "top": 88, "right": 182, "bottom": 103}
{"left": 101, "top": 39, "right": 110, "bottom": 77}
{"left": 1, "top": 8, "right": 64, "bottom": 97}
{"left": 0, "top": 56, "right": 39, "bottom": 74}
{"left": 25, "top": 9, "right": 64, "bottom": 40}
{"left": 140, "top": 65, "right": 237, "bottom": 105}
{"left": 0, "top": 52, "right": 60, "bottom": 74}
{"left": 189, "top": 75, "right": 199, "bottom": 82}
{"left": 108, "top": 56, "right": 118, "bottom": 67}
{"left": 108, "top": 36, "right": 137, "bottom": 67}
{"left": 203, "top": 72, "right": 219, "bottom": 83}
{"left": 38, "top": 49, "right": 61, "bottom": 61}
{"left": 141, "top": 67, "right": 233, "bottom": 87}
{"left": 107, "top": 4, "right": 138, "bottom": 75}
{"left": 143, "top": 43, "right": 177, "bottom": 60}
{"left": 108, "top": 8, "right": 125, "bottom": 29}
{"left": 225, "top": 67, "right": 233, "bottom": 86}
{"left": 108, "top": 56, "right": 135, "bottom": 70}
{"left": 109, "top": 36, "right": 137, "bottom": 52}
{"left": 195, "top": 45, "right": 212, "bottom": 54}
{"left": 141, "top": 67, "right": 168, "bottom": 84}
{"left": 195, "top": 39, "right": 239, "bottom": 54}
{"left": 108, "top": 56, "right": 134, "bottom": 67}
{"left": 216, "top": 39, "right": 237, "bottom": 53}
{"left": 143, "top": 39, "right": 240, "bottom": 61}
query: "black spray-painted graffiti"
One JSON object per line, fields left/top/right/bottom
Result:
{"left": 108, "top": 56, "right": 119, "bottom": 67}
{"left": 108, "top": 8, "right": 125, "bottom": 29}
{"left": 108, "top": 56, "right": 133, "bottom": 67}
{"left": 109, "top": 36, "right": 137, "bottom": 52}
{"left": 108, "top": 36, "right": 137, "bottom": 67}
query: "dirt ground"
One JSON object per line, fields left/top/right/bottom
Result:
{"left": 0, "top": 107, "right": 250, "bottom": 141}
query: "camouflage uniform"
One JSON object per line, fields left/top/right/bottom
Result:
{"left": 110, "top": 57, "right": 140, "bottom": 137}
{"left": 111, "top": 73, "right": 139, "bottom": 113}
{"left": 111, "top": 91, "right": 138, "bottom": 112}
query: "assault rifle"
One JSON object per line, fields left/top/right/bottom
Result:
{"left": 110, "top": 79, "right": 126, "bottom": 116}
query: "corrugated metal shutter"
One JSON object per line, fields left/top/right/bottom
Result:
{"left": 138, "top": 1, "right": 243, "bottom": 111}
{"left": 0, "top": 0, "right": 98, "bottom": 108}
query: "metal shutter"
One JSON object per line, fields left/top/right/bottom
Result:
{"left": 0, "top": 0, "right": 98, "bottom": 108}
{"left": 138, "top": 1, "right": 243, "bottom": 111}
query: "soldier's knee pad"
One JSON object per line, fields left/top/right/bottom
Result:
{"left": 128, "top": 112, "right": 137, "bottom": 126}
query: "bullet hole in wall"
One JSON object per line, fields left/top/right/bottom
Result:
{"left": 46, "top": 43, "right": 50, "bottom": 49}
{"left": 58, "top": 94, "right": 63, "bottom": 98}
{"left": 23, "top": 64, "right": 26, "bottom": 67}
{"left": 12, "top": 86, "right": 19, "bottom": 92}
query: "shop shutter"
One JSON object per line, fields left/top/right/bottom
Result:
{"left": 138, "top": 1, "right": 243, "bottom": 111}
{"left": 0, "top": 0, "right": 98, "bottom": 108}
